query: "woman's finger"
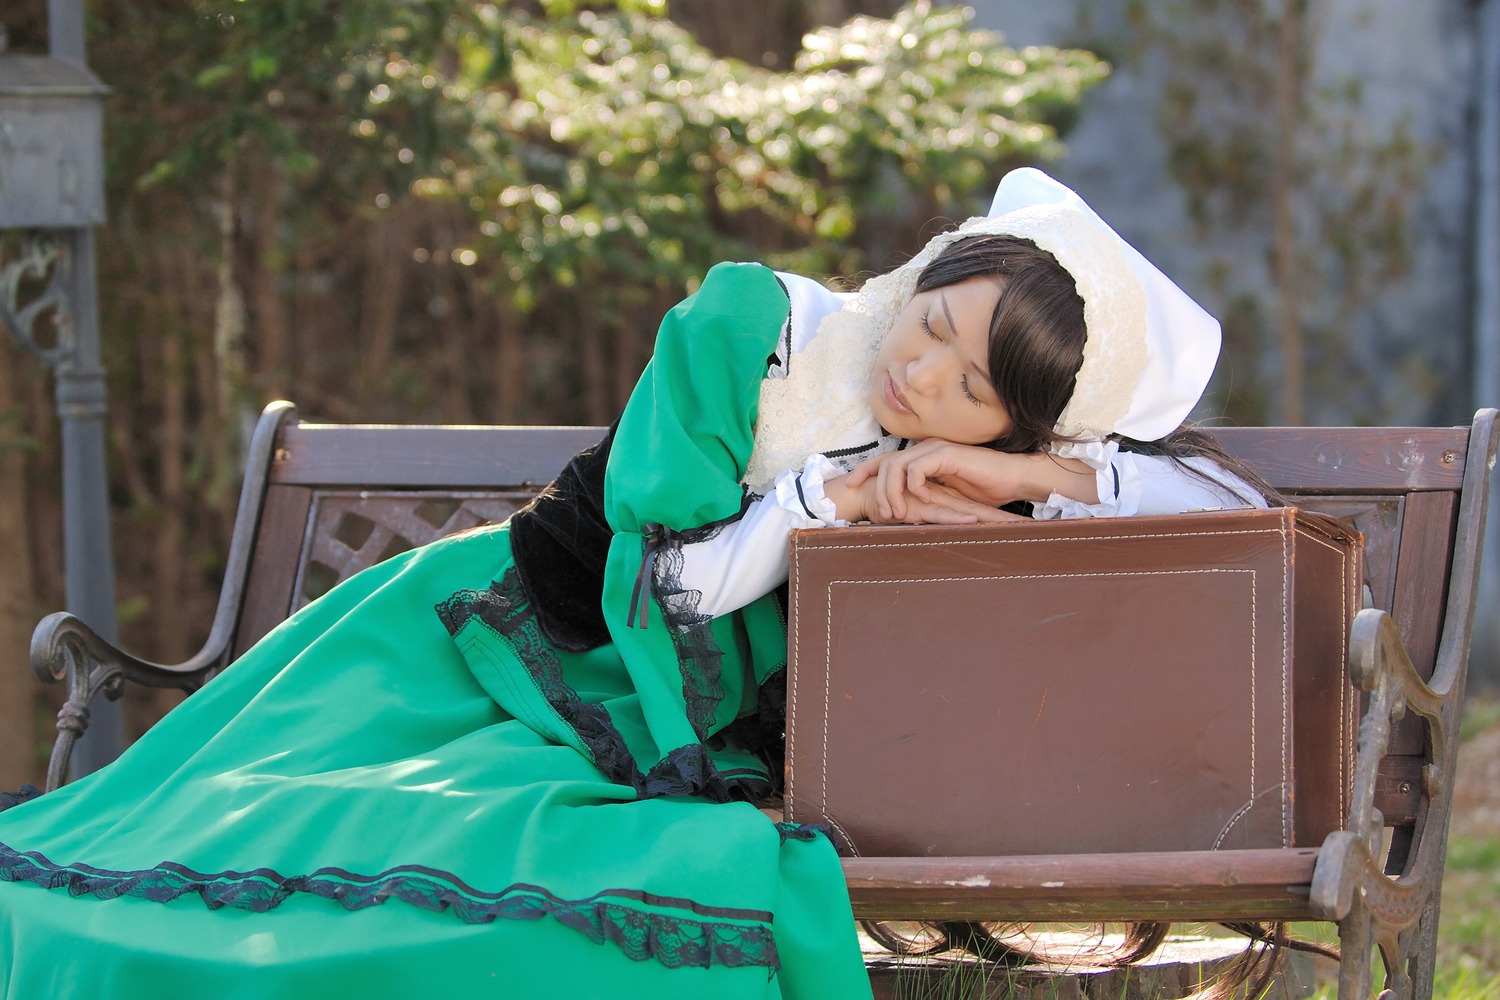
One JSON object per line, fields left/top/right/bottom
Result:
{"left": 887, "top": 451, "right": 931, "bottom": 517}
{"left": 893, "top": 440, "right": 968, "bottom": 500}
{"left": 875, "top": 456, "right": 899, "bottom": 520}
{"left": 919, "top": 486, "right": 1001, "bottom": 520}
{"left": 902, "top": 452, "right": 947, "bottom": 499}
{"left": 843, "top": 450, "right": 894, "bottom": 487}
{"left": 924, "top": 480, "right": 1027, "bottom": 521}
{"left": 919, "top": 500, "right": 1020, "bottom": 524}
{"left": 908, "top": 505, "right": 978, "bottom": 525}
{"left": 903, "top": 494, "right": 1018, "bottom": 525}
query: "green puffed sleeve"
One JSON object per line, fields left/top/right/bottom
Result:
{"left": 604, "top": 261, "right": 789, "bottom": 533}
{"left": 438, "top": 261, "right": 798, "bottom": 801}
{"left": 600, "top": 262, "right": 795, "bottom": 793}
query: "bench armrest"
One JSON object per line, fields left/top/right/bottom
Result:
{"left": 30, "top": 400, "right": 298, "bottom": 791}
{"left": 31, "top": 611, "right": 235, "bottom": 791}
{"left": 1311, "top": 608, "right": 1450, "bottom": 914}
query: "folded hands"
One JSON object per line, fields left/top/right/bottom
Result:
{"left": 823, "top": 438, "right": 1100, "bottom": 525}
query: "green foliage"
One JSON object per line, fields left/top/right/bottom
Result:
{"left": 60, "top": 1, "right": 1107, "bottom": 680}
{"left": 109, "top": 0, "right": 1105, "bottom": 317}
{"left": 118, "top": 0, "right": 467, "bottom": 200}
{"left": 1460, "top": 694, "right": 1500, "bottom": 742}
{"left": 452, "top": 2, "right": 1102, "bottom": 309}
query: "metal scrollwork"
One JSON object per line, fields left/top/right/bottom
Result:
{"left": 0, "top": 232, "right": 75, "bottom": 368}
{"left": 31, "top": 611, "right": 127, "bottom": 792}
{"left": 1309, "top": 608, "right": 1455, "bottom": 999}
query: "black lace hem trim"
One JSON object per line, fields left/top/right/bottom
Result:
{"left": 774, "top": 822, "right": 829, "bottom": 845}
{"left": 436, "top": 568, "right": 771, "bottom": 804}
{"left": 0, "top": 840, "right": 780, "bottom": 970}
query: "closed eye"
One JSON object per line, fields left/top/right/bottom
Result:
{"left": 961, "top": 374, "right": 982, "bottom": 405}
{"left": 921, "top": 315, "right": 941, "bottom": 341}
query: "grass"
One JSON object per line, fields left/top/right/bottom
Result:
{"left": 873, "top": 924, "right": 1278, "bottom": 1000}
{"left": 884, "top": 954, "right": 1001, "bottom": 1000}
{"left": 1424, "top": 690, "right": 1500, "bottom": 999}
{"left": 1300, "top": 965, "right": 1500, "bottom": 1000}
{"left": 1296, "top": 691, "right": 1500, "bottom": 999}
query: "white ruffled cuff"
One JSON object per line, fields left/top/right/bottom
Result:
{"left": 771, "top": 454, "right": 848, "bottom": 527}
{"left": 1032, "top": 439, "right": 1137, "bottom": 520}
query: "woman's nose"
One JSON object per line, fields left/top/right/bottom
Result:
{"left": 906, "top": 349, "right": 948, "bottom": 394}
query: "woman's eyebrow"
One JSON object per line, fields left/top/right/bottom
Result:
{"left": 937, "top": 291, "right": 994, "bottom": 385}
{"left": 938, "top": 292, "right": 959, "bottom": 337}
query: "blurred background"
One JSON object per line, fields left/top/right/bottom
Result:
{"left": 0, "top": 0, "right": 1495, "bottom": 788}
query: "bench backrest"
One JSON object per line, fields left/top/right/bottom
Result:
{"left": 223, "top": 402, "right": 1494, "bottom": 842}
{"left": 230, "top": 408, "right": 603, "bottom": 655}
{"left": 1213, "top": 424, "right": 1482, "bottom": 844}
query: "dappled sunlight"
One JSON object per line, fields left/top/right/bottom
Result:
{"left": 213, "top": 755, "right": 480, "bottom": 803}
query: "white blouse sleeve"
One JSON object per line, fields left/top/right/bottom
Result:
{"left": 1034, "top": 440, "right": 1266, "bottom": 519}
{"left": 671, "top": 454, "right": 848, "bottom": 619}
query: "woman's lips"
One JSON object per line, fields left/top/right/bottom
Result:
{"left": 885, "top": 374, "right": 914, "bottom": 416}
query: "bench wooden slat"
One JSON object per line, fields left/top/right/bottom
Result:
{"left": 1391, "top": 490, "right": 1458, "bottom": 684}
{"left": 276, "top": 424, "right": 1473, "bottom": 493}
{"left": 1213, "top": 426, "right": 1468, "bottom": 493}
{"left": 1375, "top": 755, "right": 1424, "bottom": 825}
{"left": 843, "top": 849, "right": 1320, "bottom": 922}
{"left": 271, "top": 425, "right": 603, "bottom": 489}
{"left": 1297, "top": 496, "right": 1403, "bottom": 611}
{"left": 1385, "top": 490, "right": 1459, "bottom": 761}
{"left": 235, "top": 485, "right": 314, "bottom": 658}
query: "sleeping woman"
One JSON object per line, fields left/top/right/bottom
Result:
{"left": 0, "top": 168, "right": 1264, "bottom": 999}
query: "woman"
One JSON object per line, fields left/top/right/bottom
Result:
{"left": 0, "top": 169, "right": 1262, "bottom": 999}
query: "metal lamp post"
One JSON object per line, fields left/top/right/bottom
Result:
{"left": 0, "top": 2, "right": 123, "bottom": 775}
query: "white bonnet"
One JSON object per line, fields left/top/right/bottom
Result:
{"left": 984, "top": 167, "right": 1221, "bottom": 441}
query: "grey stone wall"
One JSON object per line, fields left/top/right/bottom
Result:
{"left": 968, "top": 0, "right": 1480, "bottom": 427}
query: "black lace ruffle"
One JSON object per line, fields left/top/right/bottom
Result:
{"left": 0, "top": 839, "right": 780, "bottom": 970}
{"left": 711, "top": 668, "right": 788, "bottom": 794}
{"left": 439, "top": 573, "right": 641, "bottom": 788}
{"left": 438, "top": 568, "right": 771, "bottom": 804}
{"left": 0, "top": 786, "right": 41, "bottom": 813}
{"left": 651, "top": 539, "right": 727, "bottom": 741}
{"left": 774, "top": 822, "right": 830, "bottom": 845}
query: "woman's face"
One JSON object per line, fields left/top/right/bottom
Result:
{"left": 868, "top": 276, "right": 1014, "bottom": 443}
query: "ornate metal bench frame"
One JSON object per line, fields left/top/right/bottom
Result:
{"left": 31, "top": 400, "right": 1499, "bottom": 1000}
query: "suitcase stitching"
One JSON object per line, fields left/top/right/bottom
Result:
{"left": 806, "top": 526, "right": 1285, "bottom": 552}
{"left": 817, "top": 567, "right": 1260, "bottom": 853}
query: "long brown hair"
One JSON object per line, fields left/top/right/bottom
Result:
{"left": 917, "top": 234, "right": 1282, "bottom": 507}
{"left": 916, "top": 234, "right": 1087, "bottom": 456}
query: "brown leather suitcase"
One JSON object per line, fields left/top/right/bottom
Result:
{"left": 784, "top": 507, "right": 1360, "bottom": 857}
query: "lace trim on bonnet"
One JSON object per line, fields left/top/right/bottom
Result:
{"left": 743, "top": 204, "right": 1147, "bottom": 495}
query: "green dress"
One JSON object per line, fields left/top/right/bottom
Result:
{"left": 0, "top": 263, "right": 871, "bottom": 999}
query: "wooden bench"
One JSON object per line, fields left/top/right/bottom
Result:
{"left": 31, "top": 399, "right": 1498, "bottom": 1000}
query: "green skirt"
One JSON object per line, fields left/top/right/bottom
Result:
{"left": 0, "top": 526, "right": 869, "bottom": 999}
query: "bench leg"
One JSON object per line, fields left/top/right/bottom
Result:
{"left": 1336, "top": 896, "right": 1376, "bottom": 1000}
{"left": 1407, "top": 891, "right": 1443, "bottom": 1000}
{"left": 1338, "top": 907, "right": 1429, "bottom": 1000}
{"left": 1320, "top": 609, "right": 1457, "bottom": 1000}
